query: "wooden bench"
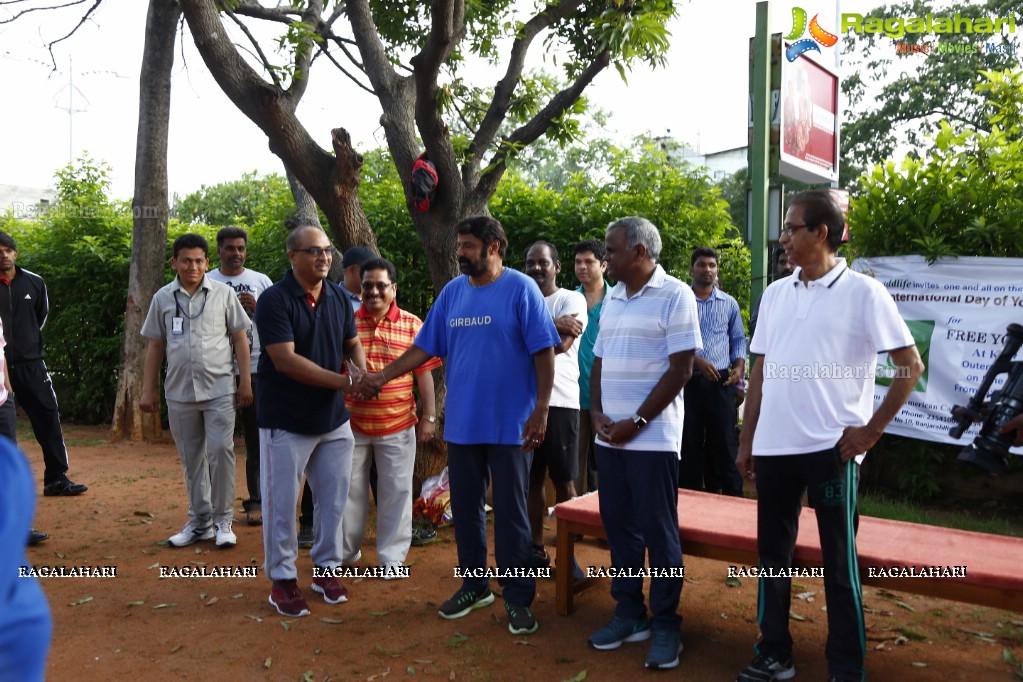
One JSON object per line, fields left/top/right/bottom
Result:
{"left": 553, "top": 489, "right": 1023, "bottom": 615}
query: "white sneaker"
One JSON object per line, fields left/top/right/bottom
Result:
{"left": 382, "top": 561, "right": 408, "bottom": 580}
{"left": 214, "top": 520, "right": 237, "bottom": 548}
{"left": 167, "top": 521, "right": 214, "bottom": 547}
{"left": 345, "top": 549, "right": 362, "bottom": 564}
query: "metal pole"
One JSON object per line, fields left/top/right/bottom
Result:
{"left": 750, "top": 2, "right": 771, "bottom": 306}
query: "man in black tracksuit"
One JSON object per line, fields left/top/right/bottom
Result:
{"left": 0, "top": 231, "right": 86, "bottom": 497}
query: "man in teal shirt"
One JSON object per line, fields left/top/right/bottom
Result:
{"left": 573, "top": 239, "right": 610, "bottom": 494}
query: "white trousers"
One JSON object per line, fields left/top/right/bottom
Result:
{"left": 342, "top": 426, "right": 416, "bottom": 565}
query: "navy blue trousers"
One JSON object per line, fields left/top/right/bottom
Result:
{"left": 595, "top": 444, "right": 683, "bottom": 631}
{"left": 447, "top": 443, "right": 535, "bottom": 608}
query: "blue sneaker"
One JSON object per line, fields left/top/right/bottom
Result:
{"left": 588, "top": 614, "right": 652, "bottom": 650}
{"left": 645, "top": 629, "right": 683, "bottom": 670}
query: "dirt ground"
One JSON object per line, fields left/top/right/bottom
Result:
{"left": 20, "top": 424, "right": 1023, "bottom": 681}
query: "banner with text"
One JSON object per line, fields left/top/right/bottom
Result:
{"left": 853, "top": 256, "right": 1023, "bottom": 449}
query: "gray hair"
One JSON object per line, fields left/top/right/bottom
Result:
{"left": 607, "top": 217, "right": 662, "bottom": 262}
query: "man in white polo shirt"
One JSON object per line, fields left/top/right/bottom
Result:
{"left": 736, "top": 190, "right": 924, "bottom": 682}
{"left": 587, "top": 217, "right": 701, "bottom": 671}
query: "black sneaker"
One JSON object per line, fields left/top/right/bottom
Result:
{"left": 298, "top": 524, "right": 314, "bottom": 549}
{"left": 411, "top": 526, "right": 437, "bottom": 546}
{"left": 532, "top": 545, "right": 551, "bottom": 569}
{"left": 437, "top": 587, "right": 494, "bottom": 619}
{"left": 27, "top": 529, "right": 49, "bottom": 546}
{"left": 736, "top": 653, "right": 795, "bottom": 682}
{"left": 43, "top": 479, "right": 88, "bottom": 497}
{"left": 505, "top": 602, "right": 538, "bottom": 635}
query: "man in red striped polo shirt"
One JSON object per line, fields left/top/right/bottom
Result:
{"left": 343, "top": 257, "right": 442, "bottom": 577}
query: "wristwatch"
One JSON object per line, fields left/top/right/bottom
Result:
{"left": 423, "top": 415, "right": 437, "bottom": 423}
{"left": 631, "top": 413, "right": 648, "bottom": 429}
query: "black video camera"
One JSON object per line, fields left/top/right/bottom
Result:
{"left": 949, "top": 323, "right": 1023, "bottom": 475}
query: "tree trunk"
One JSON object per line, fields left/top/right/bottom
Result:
{"left": 180, "top": 0, "right": 376, "bottom": 253}
{"left": 110, "top": 0, "right": 181, "bottom": 442}
{"left": 282, "top": 163, "right": 345, "bottom": 283}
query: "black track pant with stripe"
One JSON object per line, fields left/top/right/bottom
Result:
{"left": 9, "top": 359, "right": 70, "bottom": 485}
{"left": 753, "top": 446, "right": 865, "bottom": 682}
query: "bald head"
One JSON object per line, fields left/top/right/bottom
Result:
{"left": 287, "top": 225, "right": 328, "bottom": 251}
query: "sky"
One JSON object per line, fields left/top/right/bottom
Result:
{"left": 0, "top": 0, "right": 862, "bottom": 202}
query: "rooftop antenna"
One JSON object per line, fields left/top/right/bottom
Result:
{"left": 53, "top": 56, "right": 89, "bottom": 163}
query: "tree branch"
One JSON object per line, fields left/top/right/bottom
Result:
{"left": 468, "top": 0, "right": 585, "bottom": 172}
{"left": 223, "top": 5, "right": 281, "bottom": 90}
{"left": 286, "top": 0, "right": 324, "bottom": 103}
{"left": 0, "top": 0, "right": 90, "bottom": 24}
{"left": 318, "top": 42, "right": 375, "bottom": 96}
{"left": 474, "top": 49, "right": 610, "bottom": 203}
{"left": 328, "top": 34, "right": 366, "bottom": 75}
{"left": 346, "top": 0, "right": 418, "bottom": 176}
{"left": 230, "top": 0, "right": 301, "bottom": 24}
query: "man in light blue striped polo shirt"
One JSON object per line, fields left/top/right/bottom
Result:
{"left": 586, "top": 217, "right": 702, "bottom": 671}
{"left": 679, "top": 246, "right": 747, "bottom": 496}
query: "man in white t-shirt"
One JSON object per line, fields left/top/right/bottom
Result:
{"left": 207, "top": 226, "right": 274, "bottom": 526}
{"left": 736, "top": 190, "right": 924, "bottom": 682}
{"left": 522, "top": 241, "right": 587, "bottom": 573}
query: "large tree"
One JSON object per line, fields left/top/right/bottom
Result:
{"left": 840, "top": 0, "right": 1022, "bottom": 185}
{"left": 108, "top": 0, "right": 182, "bottom": 441}
{"left": 179, "top": 0, "right": 675, "bottom": 294}
{"left": 0, "top": 0, "right": 181, "bottom": 440}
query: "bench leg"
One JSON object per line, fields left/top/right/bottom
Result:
{"left": 556, "top": 517, "right": 574, "bottom": 615}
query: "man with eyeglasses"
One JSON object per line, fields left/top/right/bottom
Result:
{"left": 141, "top": 233, "right": 253, "bottom": 549}
{"left": 342, "top": 257, "right": 441, "bottom": 578}
{"left": 297, "top": 244, "right": 378, "bottom": 549}
{"left": 207, "top": 226, "right": 273, "bottom": 526}
{"left": 254, "top": 224, "right": 368, "bottom": 617}
{"left": 736, "top": 190, "right": 924, "bottom": 682}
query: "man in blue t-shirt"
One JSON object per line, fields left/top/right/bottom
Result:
{"left": 358, "top": 216, "right": 559, "bottom": 636}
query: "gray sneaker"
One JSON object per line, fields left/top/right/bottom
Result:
{"left": 167, "top": 521, "right": 214, "bottom": 547}
{"left": 588, "top": 614, "right": 652, "bottom": 650}
{"left": 736, "top": 654, "right": 795, "bottom": 681}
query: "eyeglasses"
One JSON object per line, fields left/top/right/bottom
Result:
{"left": 361, "top": 281, "right": 394, "bottom": 292}
{"left": 293, "top": 246, "right": 333, "bottom": 257}
{"left": 781, "top": 223, "right": 815, "bottom": 236}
